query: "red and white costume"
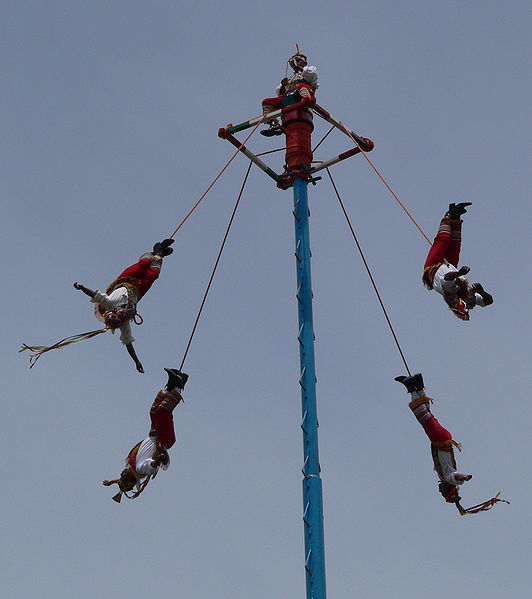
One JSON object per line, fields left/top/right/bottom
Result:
{"left": 398, "top": 375, "right": 509, "bottom": 515}
{"left": 261, "top": 65, "right": 319, "bottom": 113}
{"left": 262, "top": 66, "right": 319, "bottom": 172}
{"left": 422, "top": 216, "right": 486, "bottom": 320}
{"left": 408, "top": 388, "right": 465, "bottom": 487}
{"left": 125, "top": 387, "right": 181, "bottom": 491}
{"left": 91, "top": 252, "right": 162, "bottom": 344}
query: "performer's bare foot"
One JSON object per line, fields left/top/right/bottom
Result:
{"left": 455, "top": 473, "right": 472, "bottom": 482}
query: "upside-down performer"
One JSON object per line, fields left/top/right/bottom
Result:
{"left": 395, "top": 372, "right": 508, "bottom": 515}
{"left": 73, "top": 239, "right": 174, "bottom": 372}
{"left": 260, "top": 46, "right": 319, "bottom": 175}
{"left": 103, "top": 368, "right": 188, "bottom": 503}
{"left": 21, "top": 238, "right": 174, "bottom": 371}
{"left": 422, "top": 203, "right": 493, "bottom": 320}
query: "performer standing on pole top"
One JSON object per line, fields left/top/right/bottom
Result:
{"left": 260, "top": 45, "right": 319, "bottom": 176}
{"left": 422, "top": 203, "right": 493, "bottom": 320}
{"left": 261, "top": 46, "right": 319, "bottom": 138}
{"left": 395, "top": 373, "right": 508, "bottom": 515}
{"left": 103, "top": 368, "right": 188, "bottom": 503}
{"left": 73, "top": 238, "right": 174, "bottom": 372}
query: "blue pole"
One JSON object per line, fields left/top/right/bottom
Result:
{"left": 293, "top": 176, "right": 326, "bottom": 599}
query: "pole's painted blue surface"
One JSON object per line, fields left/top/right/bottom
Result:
{"left": 292, "top": 176, "right": 326, "bottom": 599}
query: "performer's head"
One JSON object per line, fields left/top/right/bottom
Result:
{"left": 288, "top": 45, "right": 307, "bottom": 73}
{"left": 118, "top": 468, "right": 137, "bottom": 493}
{"left": 438, "top": 481, "right": 461, "bottom": 503}
{"left": 454, "top": 277, "right": 477, "bottom": 306}
{"left": 106, "top": 468, "right": 138, "bottom": 503}
{"left": 444, "top": 292, "right": 470, "bottom": 321}
{"left": 104, "top": 306, "right": 133, "bottom": 329}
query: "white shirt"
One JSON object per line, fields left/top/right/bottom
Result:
{"left": 134, "top": 437, "right": 159, "bottom": 478}
{"left": 275, "top": 66, "right": 319, "bottom": 95}
{"left": 435, "top": 449, "right": 465, "bottom": 486}
{"left": 432, "top": 263, "right": 486, "bottom": 306}
{"left": 131, "top": 436, "right": 170, "bottom": 489}
{"left": 301, "top": 65, "right": 319, "bottom": 88}
{"left": 91, "top": 288, "right": 134, "bottom": 345}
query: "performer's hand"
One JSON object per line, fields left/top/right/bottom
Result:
{"left": 136, "top": 362, "right": 145, "bottom": 374}
{"left": 102, "top": 480, "right": 112, "bottom": 486}
{"left": 471, "top": 282, "right": 483, "bottom": 292}
{"left": 458, "top": 266, "right": 470, "bottom": 276}
{"left": 73, "top": 282, "right": 82, "bottom": 290}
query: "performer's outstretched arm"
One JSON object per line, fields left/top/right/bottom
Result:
{"left": 443, "top": 265, "right": 470, "bottom": 280}
{"left": 126, "top": 342, "right": 144, "bottom": 373}
{"left": 73, "top": 282, "right": 96, "bottom": 298}
{"left": 102, "top": 479, "right": 119, "bottom": 486}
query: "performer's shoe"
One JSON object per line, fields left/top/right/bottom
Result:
{"left": 260, "top": 122, "right": 283, "bottom": 137}
{"left": 164, "top": 368, "right": 189, "bottom": 391}
{"left": 153, "top": 238, "right": 174, "bottom": 257}
{"left": 447, "top": 202, "right": 472, "bottom": 219}
{"left": 394, "top": 373, "right": 424, "bottom": 393}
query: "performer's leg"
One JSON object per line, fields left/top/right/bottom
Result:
{"left": 117, "top": 255, "right": 151, "bottom": 280}
{"left": 137, "top": 260, "right": 161, "bottom": 299}
{"left": 150, "top": 394, "right": 163, "bottom": 413}
{"left": 262, "top": 97, "right": 283, "bottom": 114}
{"left": 149, "top": 389, "right": 180, "bottom": 449}
{"left": 446, "top": 219, "right": 462, "bottom": 267}
{"left": 117, "top": 253, "right": 162, "bottom": 300}
{"left": 261, "top": 97, "right": 284, "bottom": 136}
{"left": 409, "top": 392, "right": 432, "bottom": 425}
{"left": 421, "top": 415, "right": 453, "bottom": 444}
{"left": 408, "top": 393, "right": 452, "bottom": 443}
{"left": 424, "top": 216, "right": 452, "bottom": 269}
{"left": 397, "top": 374, "right": 457, "bottom": 445}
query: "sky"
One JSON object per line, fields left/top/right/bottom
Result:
{"left": 2, "top": 2, "right": 531, "bottom": 598}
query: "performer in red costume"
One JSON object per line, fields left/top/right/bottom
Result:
{"left": 422, "top": 203, "right": 493, "bottom": 320}
{"left": 395, "top": 372, "right": 508, "bottom": 515}
{"left": 260, "top": 46, "right": 319, "bottom": 174}
{"left": 74, "top": 238, "right": 174, "bottom": 372}
{"left": 103, "top": 368, "right": 188, "bottom": 503}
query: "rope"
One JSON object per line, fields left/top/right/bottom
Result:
{"left": 179, "top": 161, "right": 253, "bottom": 370}
{"left": 326, "top": 168, "right": 412, "bottom": 376}
{"left": 168, "top": 117, "right": 264, "bottom": 240}
{"left": 312, "top": 125, "right": 335, "bottom": 153}
{"left": 256, "top": 147, "right": 285, "bottom": 157}
{"left": 338, "top": 120, "right": 433, "bottom": 246}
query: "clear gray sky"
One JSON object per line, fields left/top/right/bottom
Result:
{"left": 2, "top": 2, "right": 530, "bottom": 598}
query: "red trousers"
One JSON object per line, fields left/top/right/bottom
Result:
{"left": 262, "top": 96, "right": 284, "bottom": 110}
{"left": 421, "top": 415, "right": 453, "bottom": 444}
{"left": 150, "top": 405, "right": 176, "bottom": 449}
{"left": 117, "top": 257, "right": 160, "bottom": 300}
{"left": 424, "top": 217, "right": 461, "bottom": 269}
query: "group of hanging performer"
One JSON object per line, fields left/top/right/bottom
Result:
{"left": 399, "top": 202, "right": 501, "bottom": 514}
{"left": 73, "top": 238, "right": 190, "bottom": 500}
{"left": 20, "top": 46, "right": 506, "bottom": 512}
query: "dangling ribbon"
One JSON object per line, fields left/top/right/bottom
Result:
{"left": 456, "top": 492, "right": 510, "bottom": 516}
{"left": 19, "top": 328, "right": 108, "bottom": 368}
